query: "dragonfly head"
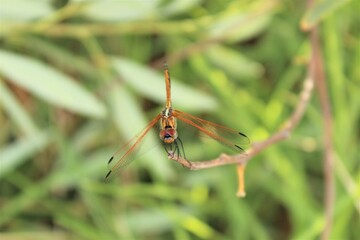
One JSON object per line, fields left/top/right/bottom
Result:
{"left": 160, "top": 127, "right": 178, "bottom": 144}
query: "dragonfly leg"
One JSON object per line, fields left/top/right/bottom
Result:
{"left": 163, "top": 141, "right": 174, "bottom": 157}
{"left": 176, "top": 137, "right": 187, "bottom": 160}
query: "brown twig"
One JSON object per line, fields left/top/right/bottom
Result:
{"left": 168, "top": 129, "right": 291, "bottom": 169}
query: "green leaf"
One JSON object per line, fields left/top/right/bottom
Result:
{"left": 115, "top": 208, "right": 173, "bottom": 234}
{"left": 0, "top": 80, "right": 39, "bottom": 136}
{"left": 56, "top": 210, "right": 106, "bottom": 240}
{"left": 0, "top": 131, "right": 50, "bottom": 177}
{"left": 111, "top": 57, "right": 218, "bottom": 111}
{"left": 81, "top": 0, "right": 161, "bottom": 22}
{"left": 17, "top": 37, "right": 99, "bottom": 81}
{"left": 301, "top": 0, "right": 351, "bottom": 30}
{"left": 0, "top": 50, "right": 107, "bottom": 118}
{"left": 160, "top": 0, "right": 203, "bottom": 17}
{"left": 205, "top": 45, "right": 264, "bottom": 80}
{"left": 208, "top": 10, "right": 272, "bottom": 43}
{"left": 0, "top": 0, "right": 53, "bottom": 22}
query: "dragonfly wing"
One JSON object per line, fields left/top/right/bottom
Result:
{"left": 106, "top": 114, "right": 162, "bottom": 180}
{"left": 173, "top": 110, "right": 249, "bottom": 152}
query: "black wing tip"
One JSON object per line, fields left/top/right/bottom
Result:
{"left": 105, "top": 170, "right": 112, "bottom": 181}
{"left": 238, "top": 132, "right": 247, "bottom": 138}
{"left": 234, "top": 144, "right": 245, "bottom": 152}
{"left": 108, "top": 156, "right": 114, "bottom": 164}
{"left": 238, "top": 132, "right": 251, "bottom": 143}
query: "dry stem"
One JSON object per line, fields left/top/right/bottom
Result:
{"left": 310, "top": 25, "right": 334, "bottom": 240}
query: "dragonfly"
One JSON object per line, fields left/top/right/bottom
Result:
{"left": 105, "top": 63, "right": 249, "bottom": 179}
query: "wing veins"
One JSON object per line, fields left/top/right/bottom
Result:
{"left": 174, "top": 110, "right": 249, "bottom": 140}
{"left": 174, "top": 112, "right": 239, "bottom": 150}
{"left": 174, "top": 110, "right": 249, "bottom": 151}
{"left": 174, "top": 110, "right": 249, "bottom": 143}
{"left": 107, "top": 114, "right": 161, "bottom": 177}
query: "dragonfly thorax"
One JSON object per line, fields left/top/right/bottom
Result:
{"left": 162, "top": 106, "right": 173, "bottom": 117}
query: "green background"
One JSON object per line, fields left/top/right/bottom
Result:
{"left": 0, "top": 0, "right": 359, "bottom": 239}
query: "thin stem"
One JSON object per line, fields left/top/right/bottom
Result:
{"left": 304, "top": 1, "right": 335, "bottom": 237}
{"left": 311, "top": 26, "right": 334, "bottom": 240}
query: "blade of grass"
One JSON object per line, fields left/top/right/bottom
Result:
{"left": 0, "top": 78, "right": 39, "bottom": 136}
{"left": 0, "top": 130, "right": 50, "bottom": 177}
{"left": 0, "top": 50, "right": 107, "bottom": 118}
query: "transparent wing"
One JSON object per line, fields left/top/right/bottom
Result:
{"left": 173, "top": 109, "right": 250, "bottom": 152}
{"left": 105, "top": 114, "right": 162, "bottom": 180}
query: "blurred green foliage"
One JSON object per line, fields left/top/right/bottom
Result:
{"left": 0, "top": 0, "right": 359, "bottom": 239}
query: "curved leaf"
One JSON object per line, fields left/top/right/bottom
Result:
{"left": 160, "top": 0, "right": 203, "bottom": 17}
{"left": 301, "top": 0, "right": 351, "bottom": 30}
{"left": 206, "top": 45, "right": 264, "bottom": 80}
{"left": 208, "top": 9, "right": 272, "bottom": 43}
{"left": 0, "top": 80, "right": 39, "bottom": 136}
{"left": 81, "top": 0, "right": 161, "bottom": 22}
{"left": 0, "top": 0, "right": 53, "bottom": 22}
{"left": 0, "top": 50, "right": 106, "bottom": 118}
{"left": 0, "top": 131, "right": 50, "bottom": 177}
